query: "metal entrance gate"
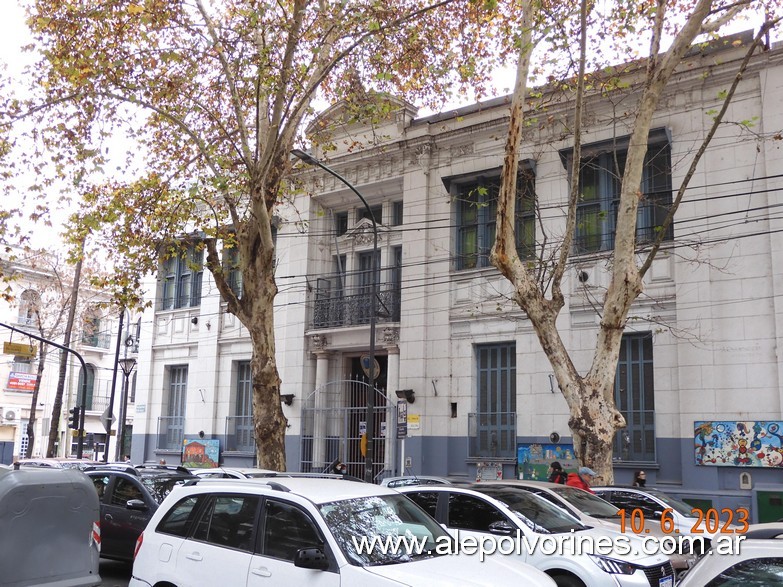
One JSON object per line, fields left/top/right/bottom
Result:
{"left": 300, "top": 377, "right": 396, "bottom": 482}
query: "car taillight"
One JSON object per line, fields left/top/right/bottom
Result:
{"left": 91, "top": 521, "right": 101, "bottom": 551}
{"left": 134, "top": 532, "right": 144, "bottom": 560}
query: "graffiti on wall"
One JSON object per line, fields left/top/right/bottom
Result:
{"left": 695, "top": 421, "right": 783, "bottom": 467}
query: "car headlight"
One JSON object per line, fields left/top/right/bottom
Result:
{"left": 589, "top": 554, "right": 636, "bottom": 575}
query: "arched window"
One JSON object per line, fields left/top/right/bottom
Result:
{"left": 18, "top": 290, "right": 41, "bottom": 326}
{"left": 130, "top": 372, "right": 137, "bottom": 404}
{"left": 77, "top": 364, "right": 96, "bottom": 411}
{"left": 82, "top": 306, "right": 109, "bottom": 348}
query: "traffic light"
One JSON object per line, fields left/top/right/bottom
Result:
{"left": 68, "top": 406, "right": 81, "bottom": 430}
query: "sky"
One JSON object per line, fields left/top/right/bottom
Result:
{"left": 1, "top": 3, "right": 32, "bottom": 80}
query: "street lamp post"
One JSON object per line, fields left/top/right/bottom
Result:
{"left": 292, "top": 149, "right": 379, "bottom": 483}
{"left": 116, "top": 357, "right": 137, "bottom": 462}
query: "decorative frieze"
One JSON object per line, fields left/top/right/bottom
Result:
{"left": 311, "top": 334, "right": 328, "bottom": 350}
{"left": 382, "top": 326, "right": 399, "bottom": 345}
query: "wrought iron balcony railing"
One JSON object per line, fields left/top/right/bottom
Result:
{"left": 312, "top": 288, "right": 401, "bottom": 330}
{"left": 81, "top": 332, "right": 112, "bottom": 349}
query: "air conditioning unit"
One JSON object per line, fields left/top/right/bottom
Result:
{"left": 4, "top": 409, "right": 17, "bottom": 421}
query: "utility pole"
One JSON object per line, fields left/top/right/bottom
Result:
{"left": 104, "top": 309, "right": 124, "bottom": 462}
{"left": 47, "top": 245, "right": 84, "bottom": 458}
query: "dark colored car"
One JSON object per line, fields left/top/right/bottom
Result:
{"left": 84, "top": 464, "right": 196, "bottom": 561}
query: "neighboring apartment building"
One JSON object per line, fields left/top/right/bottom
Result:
{"left": 0, "top": 249, "right": 139, "bottom": 462}
{"left": 131, "top": 33, "right": 783, "bottom": 518}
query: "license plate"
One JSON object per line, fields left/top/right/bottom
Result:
{"left": 659, "top": 576, "right": 673, "bottom": 587}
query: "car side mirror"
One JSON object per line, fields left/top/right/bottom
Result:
{"left": 488, "top": 520, "right": 515, "bottom": 536}
{"left": 294, "top": 547, "right": 330, "bottom": 571}
{"left": 652, "top": 510, "right": 664, "bottom": 520}
{"left": 126, "top": 499, "right": 148, "bottom": 511}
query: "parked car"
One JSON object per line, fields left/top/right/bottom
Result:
{"left": 84, "top": 463, "right": 196, "bottom": 561}
{"left": 482, "top": 480, "right": 696, "bottom": 574}
{"left": 16, "top": 457, "right": 102, "bottom": 470}
{"left": 398, "top": 483, "right": 674, "bottom": 587}
{"left": 380, "top": 475, "right": 453, "bottom": 488}
{"left": 676, "top": 522, "right": 783, "bottom": 586}
{"left": 129, "top": 476, "right": 558, "bottom": 587}
{"left": 592, "top": 486, "right": 742, "bottom": 555}
{"left": 0, "top": 467, "right": 101, "bottom": 586}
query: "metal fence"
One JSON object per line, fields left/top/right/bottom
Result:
{"left": 300, "top": 377, "right": 396, "bottom": 481}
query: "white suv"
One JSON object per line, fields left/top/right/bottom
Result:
{"left": 129, "top": 477, "right": 557, "bottom": 587}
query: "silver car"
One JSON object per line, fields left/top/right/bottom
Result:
{"left": 479, "top": 480, "right": 697, "bottom": 575}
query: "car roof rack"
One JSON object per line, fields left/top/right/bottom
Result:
{"left": 83, "top": 464, "right": 139, "bottom": 475}
{"left": 264, "top": 481, "right": 291, "bottom": 492}
{"left": 134, "top": 464, "right": 193, "bottom": 475}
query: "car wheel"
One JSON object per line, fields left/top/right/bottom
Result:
{"left": 551, "top": 574, "right": 586, "bottom": 587}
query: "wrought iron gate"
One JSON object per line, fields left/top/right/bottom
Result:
{"left": 300, "top": 377, "right": 396, "bottom": 482}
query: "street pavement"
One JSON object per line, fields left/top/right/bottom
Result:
{"left": 99, "top": 559, "right": 131, "bottom": 587}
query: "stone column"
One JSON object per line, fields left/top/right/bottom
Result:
{"left": 383, "top": 328, "right": 400, "bottom": 475}
{"left": 311, "top": 335, "right": 330, "bottom": 471}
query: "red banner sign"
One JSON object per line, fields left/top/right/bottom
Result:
{"left": 7, "top": 372, "right": 37, "bottom": 392}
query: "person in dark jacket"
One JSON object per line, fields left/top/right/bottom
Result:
{"left": 632, "top": 470, "right": 646, "bottom": 487}
{"left": 566, "top": 466, "right": 596, "bottom": 493}
{"left": 547, "top": 461, "right": 567, "bottom": 484}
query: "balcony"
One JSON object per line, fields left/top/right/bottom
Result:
{"left": 468, "top": 411, "right": 517, "bottom": 460}
{"left": 312, "top": 288, "right": 400, "bottom": 330}
{"left": 81, "top": 332, "right": 112, "bottom": 349}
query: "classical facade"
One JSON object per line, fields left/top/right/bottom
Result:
{"left": 131, "top": 33, "right": 783, "bottom": 519}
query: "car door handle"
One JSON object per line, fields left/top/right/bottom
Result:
{"left": 251, "top": 567, "right": 272, "bottom": 577}
{"left": 185, "top": 552, "right": 203, "bottom": 561}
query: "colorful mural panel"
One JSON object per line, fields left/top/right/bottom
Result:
{"left": 517, "top": 443, "right": 577, "bottom": 480}
{"left": 182, "top": 438, "right": 220, "bottom": 468}
{"left": 695, "top": 421, "right": 783, "bottom": 467}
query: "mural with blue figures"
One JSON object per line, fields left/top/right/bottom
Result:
{"left": 517, "top": 443, "right": 578, "bottom": 480}
{"left": 694, "top": 421, "right": 783, "bottom": 467}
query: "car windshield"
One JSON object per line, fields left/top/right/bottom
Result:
{"left": 141, "top": 475, "right": 193, "bottom": 504}
{"left": 475, "top": 488, "right": 585, "bottom": 534}
{"left": 643, "top": 489, "right": 699, "bottom": 518}
{"left": 320, "top": 494, "right": 451, "bottom": 566}
{"left": 550, "top": 486, "right": 622, "bottom": 518}
{"left": 385, "top": 477, "right": 447, "bottom": 488}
